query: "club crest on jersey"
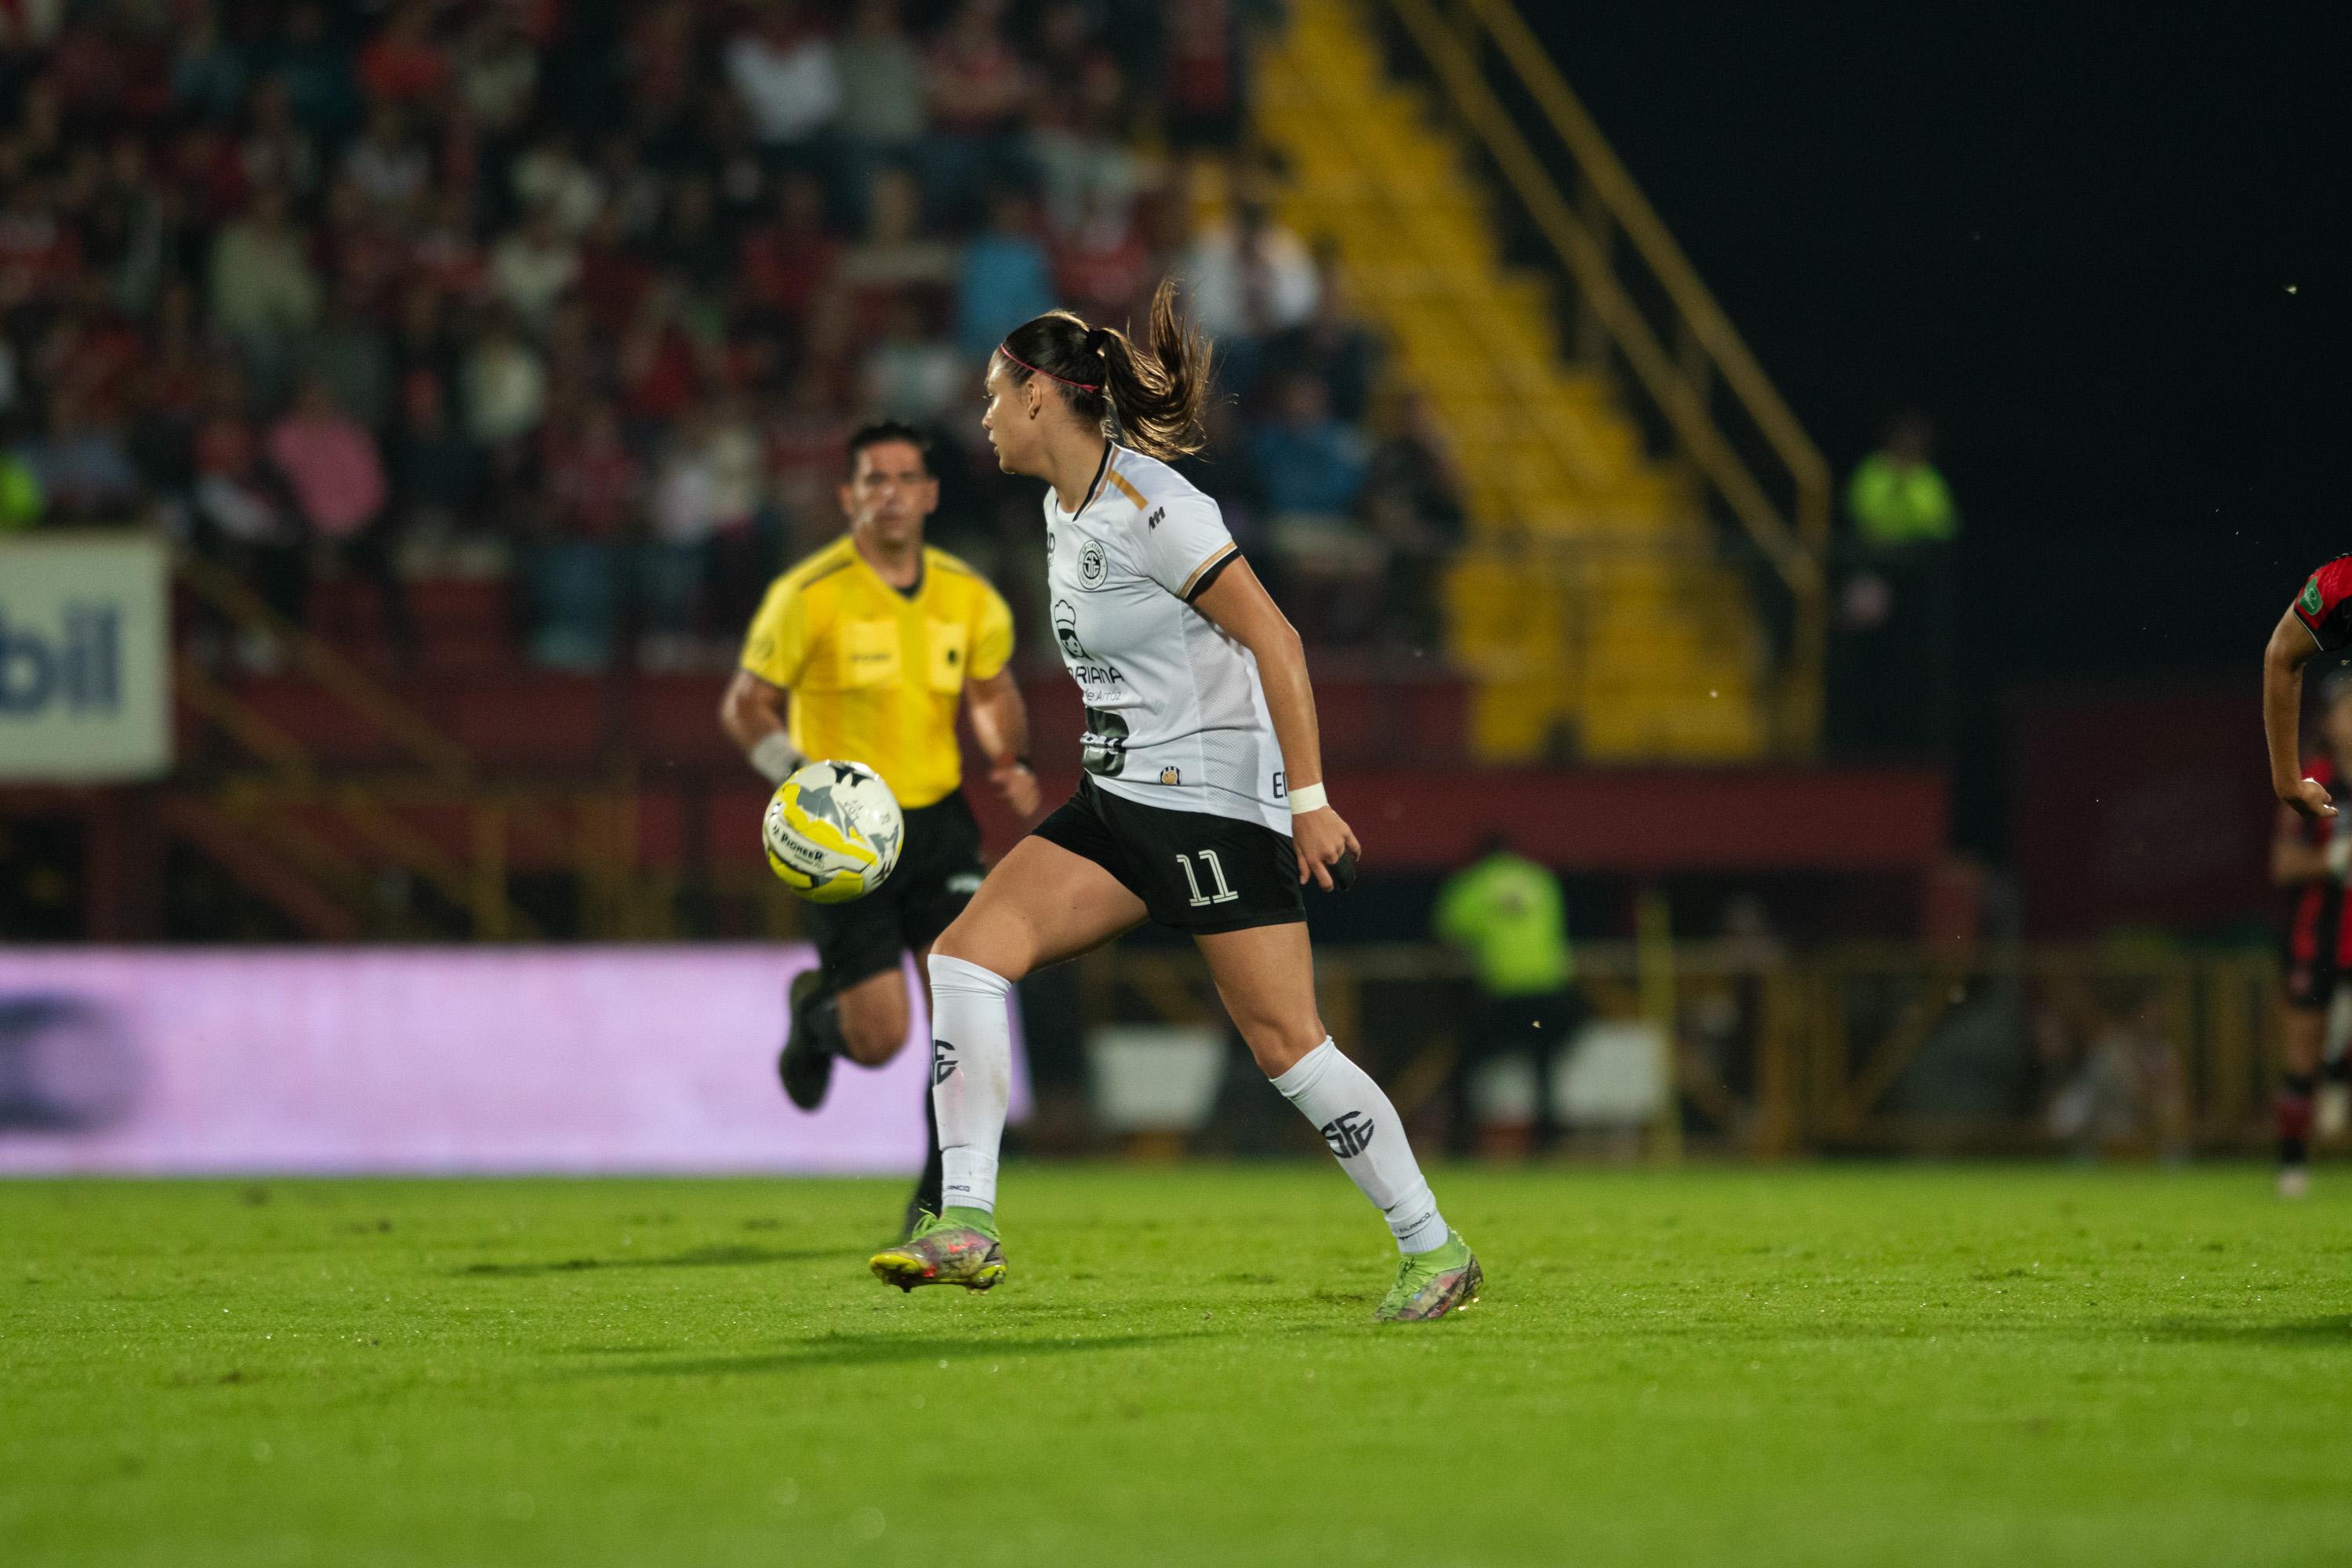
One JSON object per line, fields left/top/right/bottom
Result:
{"left": 1078, "top": 539, "right": 1108, "bottom": 589}
{"left": 2304, "top": 575, "right": 2325, "bottom": 615}
{"left": 1160, "top": 766, "right": 1181, "bottom": 785}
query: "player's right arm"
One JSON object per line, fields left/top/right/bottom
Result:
{"left": 722, "top": 574, "right": 815, "bottom": 785}
{"left": 2267, "top": 566, "right": 2343, "bottom": 818}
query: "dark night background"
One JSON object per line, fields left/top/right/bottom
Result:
{"left": 1522, "top": 2, "right": 2350, "bottom": 852}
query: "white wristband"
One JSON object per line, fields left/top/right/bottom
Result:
{"left": 1287, "top": 782, "right": 1328, "bottom": 815}
{"left": 749, "top": 731, "right": 804, "bottom": 786}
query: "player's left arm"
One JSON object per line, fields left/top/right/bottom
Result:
{"left": 964, "top": 667, "right": 1040, "bottom": 818}
{"left": 2266, "top": 604, "right": 2336, "bottom": 819}
{"left": 1191, "top": 554, "right": 1361, "bottom": 890}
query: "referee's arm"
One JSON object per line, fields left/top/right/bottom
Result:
{"left": 720, "top": 670, "right": 804, "bottom": 784}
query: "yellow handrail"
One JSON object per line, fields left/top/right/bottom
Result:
{"left": 1465, "top": 0, "right": 1831, "bottom": 544}
{"left": 1379, "top": 0, "right": 1830, "bottom": 750}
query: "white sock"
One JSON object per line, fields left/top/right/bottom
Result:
{"left": 1271, "top": 1039, "right": 1449, "bottom": 1254}
{"left": 927, "top": 954, "right": 1014, "bottom": 1216}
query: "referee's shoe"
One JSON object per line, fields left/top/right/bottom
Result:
{"left": 778, "top": 969, "right": 837, "bottom": 1110}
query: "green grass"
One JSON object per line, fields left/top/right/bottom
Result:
{"left": 6, "top": 1166, "right": 2352, "bottom": 1566}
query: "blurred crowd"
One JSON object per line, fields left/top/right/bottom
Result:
{"left": 0, "top": 0, "right": 1464, "bottom": 671}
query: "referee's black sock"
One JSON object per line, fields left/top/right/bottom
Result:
{"left": 802, "top": 993, "right": 848, "bottom": 1058}
{"left": 2280, "top": 1070, "right": 2317, "bottom": 1167}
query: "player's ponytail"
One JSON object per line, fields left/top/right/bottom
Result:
{"left": 997, "top": 280, "right": 1211, "bottom": 461}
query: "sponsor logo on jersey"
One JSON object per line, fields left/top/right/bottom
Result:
{"left": 1319, "top": 1110, "right": 1376, "bottom": 1158}
{"left": 1078, "top": 539, "right": 1109, "bottom": 589}
{"left": 2304, "top": 575, "right": 2325, "bottom": 615}
{"left": 1145, "top": 506, "right": 1164, "bottom": 530}
{"left": 1054, "top": 598, "right": 1125, "bottom": 688}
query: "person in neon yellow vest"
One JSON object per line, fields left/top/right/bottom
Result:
{"left": 1434, "top": 834, "right": 1577, "bottom": 1155}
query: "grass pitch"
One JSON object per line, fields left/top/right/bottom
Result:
{"left": 5, "top": 1165, "right": 2351, "bottom": 1567}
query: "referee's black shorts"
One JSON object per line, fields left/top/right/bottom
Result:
{"left": 1033, "top": 775, "right": 1304, "bottom": 935}
{"left": 804, "top": 790, "right": 985, "bottom": 992}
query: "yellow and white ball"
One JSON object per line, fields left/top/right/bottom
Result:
{"left": 761, "top": 760, "right": 905, "bottom": 903}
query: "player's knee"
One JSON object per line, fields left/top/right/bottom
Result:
{"left": 931, "top": 916, "right": 1029, "bottom": 985}
{"left": 1235, "top": 1016, "right": 1328, "bottom": 1078}
{"left": 839, "top": 1016, "right": 902, "bottom": 1066}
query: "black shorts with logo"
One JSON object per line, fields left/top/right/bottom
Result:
{"left": 804, "top": 790, "right": 985, "bottom": 991}
{"left": 1033, "top": 775, "right": 1305, "bottom": 934}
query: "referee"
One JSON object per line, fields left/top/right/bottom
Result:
{"left": 720, "top": 420, "right": 1039, "bottom": 1234}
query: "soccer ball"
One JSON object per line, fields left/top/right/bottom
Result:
{"left": 762, "top": 760, "right": 905, "bottom": 903}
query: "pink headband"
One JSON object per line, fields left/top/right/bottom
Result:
{"left": 999, "top": 343, "right": 1100, "bottom": 393}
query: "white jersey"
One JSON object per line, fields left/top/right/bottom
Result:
{"left": 1043, "top": 445, "right": 1290, "bottom": 834}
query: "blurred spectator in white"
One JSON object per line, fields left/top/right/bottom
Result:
{"left": 456, "top": 8, "right": 540, "bottom": 141}
{"left": 342, "top": 100, "right": 430, "bottom": 219}
{"left": 208, "top": 184, "right": 320, "bottom": 370}
{"left": 459, "top": 308, "right": 548, "bottom": 449}
{"left": 512, "top": 129, "right": 604, "bottom": 238}
{"left": 726, "top": 1, "right": 841, "bottom": 152}
{"left": 836, "top": 0, "right": 927, "bottom": 155}
{"left": 489, "top": 202, "right": 580, "bottom": 333}
{"left": 863, "top": 296, "right": 964, "bottom": 430}
{"left": 1181, "top": 176, "right": 1316, "bottom": 346}
{"left": 956, "top": 187, "right": 1054, "bottom": 362}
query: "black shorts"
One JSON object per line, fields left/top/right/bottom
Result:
{"left": 804, "top": 790, "right": 985, "bottom": 992}
{"left": 1033, "top": 775, "right": 1305, "bottom": 934}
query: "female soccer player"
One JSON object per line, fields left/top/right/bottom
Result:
{"left": 868, "top": 284, "right": 1483, "bottom": 1320}
{"left": 2261, "top": 557, "right": 2352, "bottom": 1194}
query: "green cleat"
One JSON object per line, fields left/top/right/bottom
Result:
{"left": 1374, "top": 1232, "right": 1483, "bottom": 1323}
{"left": 869, "top": 1208, "right": 1005, "bottom": 1293}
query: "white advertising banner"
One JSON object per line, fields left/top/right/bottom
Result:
{"left": 0, "top": 946, "right": 1029, "bottom": 1175}
{"left": 0, "top": 532, "right": 172, "bottom": 781}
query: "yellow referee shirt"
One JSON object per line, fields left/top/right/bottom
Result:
{"left": 739, "top": 536, "right": 1016, "bottom": 809}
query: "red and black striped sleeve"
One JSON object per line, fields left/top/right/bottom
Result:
{"left": 2293, "top": 557, "right": 2352, "bottom": 652}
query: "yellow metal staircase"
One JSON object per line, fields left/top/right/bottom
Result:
{"left": 1254, "top": 0, "right": 1828, "bottom": 760}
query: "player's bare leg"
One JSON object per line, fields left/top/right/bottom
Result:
{"left": 871, "top": 839, "right": 1144, "bottom": 1291}
{"left": 2279, "top": 1005, "right": 2324, "bottom": 1197}
{"left": 1196, "top": 922, "right": 1482, "bottom": 1322}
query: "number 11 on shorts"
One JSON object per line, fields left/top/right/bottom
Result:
{"left": 1176, "top": 851, "right": 1240, "bottom": 907}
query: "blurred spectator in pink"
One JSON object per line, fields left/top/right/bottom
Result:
{"left": 268, "top": 375, "right": 409, "bottom": 659}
